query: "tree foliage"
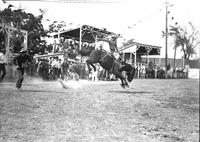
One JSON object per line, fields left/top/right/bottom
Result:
{"left": 169, "top": 22, "right": 200, "bottom": 63}
{"left": 48, "top": 21, "right": 67, "bottom": 33}
{"left": 0, "top": 6, "right": 48, "bottom": 53}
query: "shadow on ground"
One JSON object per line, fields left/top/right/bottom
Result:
{"left": 108, "top": 90, "right": 153, "bottom": 94}
{"left": 19, "top": 89, "right": 67, "bottom": 94}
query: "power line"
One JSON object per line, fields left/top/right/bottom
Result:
{"left": 5, "top": 0, "right": 118, "bottom": 3}
{"left": 127, "top": 8, "right": 164, "bottom": 29}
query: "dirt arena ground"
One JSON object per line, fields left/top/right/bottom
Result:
{"left": 0, "top": 78, "right": 199, "bottom": 142}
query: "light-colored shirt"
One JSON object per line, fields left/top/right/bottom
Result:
{"left": 98, "top": 38, "right": 118, "bottom": 53}
{"left": 51, "top": 60, "right": 61, "bottom": 68}
{"left": 0, "top": 52, "right": 7, "bottom": 64}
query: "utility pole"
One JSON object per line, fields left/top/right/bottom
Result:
{"left": 165, "top": 1, "right": 169, "bottom": 78}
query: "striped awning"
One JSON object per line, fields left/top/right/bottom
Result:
{"left": 119, "top": 41, "right": 161, "bottom": 55}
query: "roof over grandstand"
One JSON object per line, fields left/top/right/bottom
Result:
{"left": 119, "top": 39, "right": 161, "bottom": 55}
{"left": 53, "top": 25, "right": 116, "bottom": 43}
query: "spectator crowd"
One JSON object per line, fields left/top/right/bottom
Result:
{"left": 24, "top": 56, "right": 117, "bottom": 81}
{"left": 135, "top": 62, "right": 189, "bottom": 79}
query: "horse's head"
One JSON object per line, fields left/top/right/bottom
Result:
{"left": 126, "top": 66, "right": 135, "bottom": 82}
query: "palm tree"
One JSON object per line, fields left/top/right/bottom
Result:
{"left": 169, "top": 22, "right": 200, "bottom": 70}
{"left": 169, "top": 25, "right": 183, "bottom": 76}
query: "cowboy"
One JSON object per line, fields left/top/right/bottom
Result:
{"left": 13, "top": 48, "right": 32, "bottom": 89}
{"left": 0, "top": 49, "right": 7, "bottom": 82}
{"left": 97, "top": 35, "right": 120, "bottom": 59}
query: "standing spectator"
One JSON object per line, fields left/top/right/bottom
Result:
{"left": 13, "top": 48, "right": 32, "bottom": 89}
{"left": 140, "top": 63, "right": 146, "bottom": 78}
{"left": 51, "top": 57, "right": 58, "bottom": 80}
{"left": 91, "top": 64, "right": 99, "bottom": 81}
{"left": 69, "top": 40, "right": 75, "bottom": 50}
{"left": 167, "top": 63, "right": 171, "bottom": 71}
{"left": 0, "top": 49, "right": 7, "bottom": 82}
{"left": 57, "top": 59, "right": 62, "bottom": 79}
{"left": 61, "top": 58, "right": 69, "bottom": 80}
{"left": 98, "top": 66, "right": 104, "bottom": 80}
{"left": 37, "top": 59, "right": 49, "bottom": 80}
{"left": 136, "top": 63, "right": 141, "bottom": 78}
{"left": 183, "top": 64, "right": 190, "bottom": 78}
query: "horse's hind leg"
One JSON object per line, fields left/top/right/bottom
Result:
{"left": 86, "top": 59, "right": 96, "bottom": 72}
{"left": 114, "top": 71, "right": 129, "bottom": 88}
{"left": 120, "top": 77, "right": 129, "bottom": 88}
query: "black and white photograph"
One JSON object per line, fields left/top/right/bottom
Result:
{"left": 0, "top": 0, "right": 199, "bottom": 141}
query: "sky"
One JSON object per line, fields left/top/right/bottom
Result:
{"left": 1, "top": 0, "right": 200, "bottom": 59}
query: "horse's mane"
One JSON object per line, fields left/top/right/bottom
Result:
{"left": 78, "top": 45, "right": 95, "bottom": 56}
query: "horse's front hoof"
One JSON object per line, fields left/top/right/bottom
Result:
{"left": 120, "top": 84, "right": 126, "bottom": 88}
